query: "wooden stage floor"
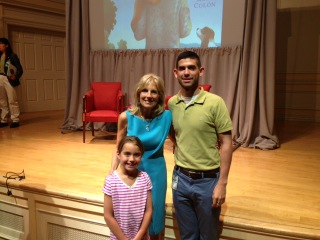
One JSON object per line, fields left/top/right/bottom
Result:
{"left": 0, "top": 110, "right": 320, "bottom": 239}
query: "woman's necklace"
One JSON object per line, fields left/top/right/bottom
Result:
{"left": 141, "top": 111, "right": 155, "bottom": 131}
{"left": 145, "top": 118, "right": 153, "bottom": 131}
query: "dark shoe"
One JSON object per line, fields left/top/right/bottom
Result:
{"left": 10, "top": 122, "right": 20, "bottom": 128}
{"left": 0, "top": 122, "right": 8, "bottom": 128}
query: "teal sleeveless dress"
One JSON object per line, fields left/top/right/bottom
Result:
{"left": 126, "top": 110, "right": 172, "bottom": 235}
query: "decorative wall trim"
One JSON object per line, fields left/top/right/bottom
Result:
{"left": 275, "top": 73, "right": 320, "bottom": 122}
{"left": 0, "top": 1, "right": 65, "bottom": 16}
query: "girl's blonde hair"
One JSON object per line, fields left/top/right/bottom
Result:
{"left": 129, "top": 73, "right": 165, "bottom": 117}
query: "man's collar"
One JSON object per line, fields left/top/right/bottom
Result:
{"left": 176, "top": 88, "right": 207, "bottom": 104}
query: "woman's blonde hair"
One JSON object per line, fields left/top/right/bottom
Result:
{"left": 129, "top": 73, "right": 165, "bottom": 117}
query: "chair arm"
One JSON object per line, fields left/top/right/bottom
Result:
{"left": 83, "top": 90, "right": 94, "bottom": 113}
{"left": 117, "top": 90, "right": 124, "bottom": 113}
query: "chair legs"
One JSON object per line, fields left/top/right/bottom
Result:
{"left": 83, "top": 122, "right": 95, "bottom": 143}
{"left": 91, "top": 122, "right": 94, "bottom": 136}
{"left": 83, "top": 121, "right": 86, "bottom": 143}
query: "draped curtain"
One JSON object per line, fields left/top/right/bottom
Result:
{"left": 235, "top": 0, "right": 279, "bottom": 149}
{"left": 89, "top": 47, "right": 241, "bottom": 113}
{"left": 61, "top": 0, "right": 90, "bottom": 130}
{"left": 62, "top": 0, "right": 279, "bottom": 150}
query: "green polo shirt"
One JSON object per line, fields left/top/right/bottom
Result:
{"left": 168, "top": 89, "right": 233, "bottom": 170}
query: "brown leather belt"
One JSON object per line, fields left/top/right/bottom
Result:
{"left": 174, "top": 165, "right": 219, "bottom": 179}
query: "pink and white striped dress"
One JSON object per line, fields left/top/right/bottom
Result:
{"left": 103, "top": 170, "right": 152, "bottom": 240}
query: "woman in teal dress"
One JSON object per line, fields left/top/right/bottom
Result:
{"left": 110, "top": 73, "right": 172, "bottom": 240}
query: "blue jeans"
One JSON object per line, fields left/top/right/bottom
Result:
{"left": 172, "top": 168, "right": 221, "bottom": 240}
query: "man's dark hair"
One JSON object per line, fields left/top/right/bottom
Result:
{"left": 176, "top": 51, "right": 201, "bottom": 68}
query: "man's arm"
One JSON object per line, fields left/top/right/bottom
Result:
{"left": 212, "top": 130, "right": 233, "bottom": 208}
{"left": 168, "top": 125, "right": 176, "bottom": 154}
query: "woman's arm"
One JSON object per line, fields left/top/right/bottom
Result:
{"left": 10, "top": 53, "right": 23, "bottom": 80}
{"left": 104, "top": 194, "right": 128, "bottom": 240}
{"left": 110, "top": 111, "right": 127, "bottom": 173}
{"left": 131, "top": 0, "right": 145, "bottom": 32}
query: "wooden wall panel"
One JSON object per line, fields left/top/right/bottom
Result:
{"left": 275, "top": 73, "right": 320, "bottom": 121}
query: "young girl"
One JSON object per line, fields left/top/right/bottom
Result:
{"left": 103, "top": 136, "right": 153, "bottom": 240}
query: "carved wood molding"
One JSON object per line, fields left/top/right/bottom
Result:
{"left": 0, "top": 1, "right": 65, "bottom": 35}
{"left": 0, "top": 0, "right": 65, "bottom": 16}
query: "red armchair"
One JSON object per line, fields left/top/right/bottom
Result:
{"left": 165, "top": 84, "right": 212, "bottom": 110}
{"left": 82, "top": 82, "right": 124, "bottom": 143}
{"left": 198, "top": 84, "right": 212, "bottom": 91}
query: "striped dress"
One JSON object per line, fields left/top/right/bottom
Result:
{"left": 103, "top": 170, "right": 152, "bottom": 240}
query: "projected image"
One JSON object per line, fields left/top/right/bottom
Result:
{"left": 104, "top": 0, "right": 223, "bottom": 50}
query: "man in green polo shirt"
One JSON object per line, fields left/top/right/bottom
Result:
{"left": 168, "top": 50, "right": 233, "bottom": 240}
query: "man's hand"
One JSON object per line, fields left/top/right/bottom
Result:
{"left": 212, "top": 183, "right": 226, "bottom": 208}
